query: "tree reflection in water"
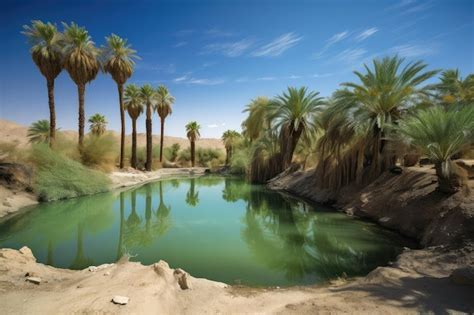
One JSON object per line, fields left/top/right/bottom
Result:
{"left": 185, "top": 177, "right": 199, "bottom": 206}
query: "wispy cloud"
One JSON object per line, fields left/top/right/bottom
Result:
{"left": 355, "top": 27, "right": 378, "bottom": 41}
{"left": 288, "top": 75, "right": 302, "bottom": 79}
{"left": 207, "top": 124, "right": 219, "bottom": 128}
{"left": 174, "top": 41, "right": 187, "bottom": 48}
{"left": 202, "top": 39, "right": 254, "bottom": 57}
{"left": 389, "top": 44, "right": 435, "bottom": 57}
{"left": 312, "top": 73, "right": 334, "bottom": 78}
{"left": 256, "top": 76, "right": 277, "bottom": 81}
{"left": 385, "top": 0, "right": 416, "bottom": 11}
{"left": 137, "top": 62, "right": 176, "bottom": 74}
{"left": 313, "top": 31, "right": 349, "bottom": 58}
{"left": 401, "top": 1, "right": 433, "bottom": 15}
{"left": 386, "top": 0, "right": 433, "bottom": 15}
{"left": 205, "top": 28, "right": 234, "bottom": 37}
{"left": 335, "top": 48, "right": 367, "bottom": 63}
{"left": 187, "top": 78, "right": 226, "bottom": 85}
{"left": 173, "top": 74, "right": 189, "bottom": 82}
{"left": 252, "top": 32, "right": 303, "bottom": 57}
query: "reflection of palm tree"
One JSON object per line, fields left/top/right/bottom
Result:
{"left": 222, "top": 177, "right": 248, "bottom": 202}
{"left": 154, "top": 181, "right": 171, "bottom": 235}
{"left": 185, "top": 178, "right": 199, "bottom": 206}
{"left": 116, "top": 192, "right": 125, "bottom": 260}
{"left": 127, "top": 191, "right": 141, "bottom": 227}
{"left": 69, "top": 223, "right": 94, "bottom": 269}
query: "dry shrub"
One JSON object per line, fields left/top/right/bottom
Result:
{"left": 81, "top": 133, "right": 118, "bottom": 172}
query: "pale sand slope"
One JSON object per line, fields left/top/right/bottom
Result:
{"left": 0, "top": 245, "right": 472, "bottom": 314}
{"left": 0, "top": 119, "right": 225, "bottom": 150}
{"left": 0, "top": 186, "right": 37, "bottom": 219}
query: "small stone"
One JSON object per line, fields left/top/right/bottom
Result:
{"left": 25, "top": 272, "right": 38, "bottom": 277}
{"left": 104, "top": 271, "right": 111, "bottom": 276}
{"left": 379, "top": 217, "right": 391, "bottom": 223}
{"left": 19, "top": 246, "right": 33, "bottom": 256}
{"left": 26, "top": 277, "right": 41, "bottom": 285}
{"left": 88, "top": 266, "right": 98, "bottom": 272}
{"left": 450, "top": 267, "right": 474, "bottom": 285}
{"left": 174, "top": 268, "right": 192, "bottom": 290}
{"left": 112, "top": 296, "right": 129, "bottom": 305}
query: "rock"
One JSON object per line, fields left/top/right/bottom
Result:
{"left": 112, "top": 295, "right": 129, "bottom": 305}
{"left": 174, "top": 268, "right": 192, "bottom": 290}
{"left": 450, "top": 267, "right": 474, "bottom": 285}
{"left": 379, "top": 217, "right": 391, "bottom": 223}
{"left": 88, "top": 266, "right": 98, "bottom": 272}
{"left": 153, "top": 260, "right": 170, "bottom": 277}
{"left": 389, "top": 166, "right": 403, "bottom": 174}
{"left": 19, "top": 246, "right": 35, "bottom": 260}
{"left": 103, "top": 271, "right": 111, "bottom": 276}
{"left": 25, "top": 272, "right": 38, "bottom": 277}
{"left": 26, "top": 277, "right": 42, "bottom": 285}
{"left": 0, "top": 163, "right": 34, "bottom": 190}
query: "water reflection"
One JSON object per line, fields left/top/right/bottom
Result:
{"left": 0, "top": 176, "right": 410, "bottom": 286}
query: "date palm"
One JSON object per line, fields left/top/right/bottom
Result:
{"left": 102, "top": 34, "right": 139, "bottom": 168}
{"left": 336, "top": 56, "right": 438, "bottom": 178}
{"left": 435, "top": 69, "right": 474, "bottom": 107}
{"left": 269, "top": 87, "right": 324, "bottom": 169}
{"left": 62, "top": 22, "right": 100, "bottom": 149}
{"left": 156, "top": 85, "right": 175, "bottom": 162}
{"left": 22, "top": 20, "right": 63, "bottom": 147}
{"left": 185, "top": 121, "right": 201, "bottom": 167}
{"left": 398, "top": 106, "right": 474, "bottom": 193}
{"left": 88, "top": 113, "right": 107, "bottom": 136}
{"left": 140, "top": 85, "right": 156, "bottom": 171}
{"left": 222, "top": 130, "right": 241, "bottom": 166}
{"left": 242, "top": 97, "right": 271, "bottom": 141}
{"left": 124, "top": 84, "right": 144, "bottom": 169}
{"left": 27, "top": 119, "right": 51, "bottom": 144}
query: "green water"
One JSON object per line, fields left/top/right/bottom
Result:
{"left": 0, "top": 176, "right": 411, "bottom": 286}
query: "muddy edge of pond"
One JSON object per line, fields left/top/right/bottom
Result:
{"left": 0, "top": 167, "right": 210, "bottom": 220}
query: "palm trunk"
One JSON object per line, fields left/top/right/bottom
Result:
{"left": 131, "top": 118, "right": 137, "bottom": 169}
{"left": 118, "top": 84, "right": 125, "bottom": 169}
{"left": 78, "top": 83, "right": 86, "bottom": 149}
{"left": 145, "top": 103, "right": 152, "bottom": 171}
{"left": 47, "top": 79, "right": 56, "bottom": 148}
{"left": 435, "top": 161, "right": 463, "bottom": 194}
{"left": 191, "top": 141, "right": 195, "bottom": 167}
{"left": 225, "top": 147, "right": 230, "bottom": 166}
{"left": 159, "top": 117, "right": 165, "bottom": 162}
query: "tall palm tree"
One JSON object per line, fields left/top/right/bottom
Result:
{"left": 185, "top": 121, "right": 201, "bottom": 167}
{"left": 27, "top": 119, "right": 51, "bottom": 144}
{"left": 435, "top": 69, "right": 474, "bottom": 107}
{"left": 124, "top": 84, "right": 144, "bottom": 169}
{"left": 242, "top": 97, "right": 271, "bottom": 141}
{"left": 62, "top": 22, "right": 100, "bottom": 149}
{"left": 398, "top": 106, "right": 474, "bottom": 193}
{"left": 269, "top": 86, "right": 324, "bottom": 169}
{"left": 88, "top": 113, "right": 107, "bottom": 136}
{"left": 335, "top": 56, "right": 438, "bottom": 179}
{"left": 140, "top": 84, "right": 156, "bottom": 171}
{"left": 102, "top": 34, "right": 139, "bottom": 169}
{"left": 156, "top": 85, "right": 175, "bottom": 162}
{"left": 222, "top": 130, "right": 241, "bottom": 166}
{"left": 22, "top": 20, "right": 63, "bottom": 148}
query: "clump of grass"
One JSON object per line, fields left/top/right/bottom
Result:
{"left": 164, "top": 143, "right": 180, "bottom": 162}
{"left": 30, "top": 144, "right": 111, "bottom": 201}
{"left": 178, "top": 147, "right": 224, "bottom": 167}
{"left": 0, "top": 141, "right": 27, "bottom": 163}
{"left": 229, "top": 147, "right": 250, "bottom": 174}
{"left": 81, "top": 133, "right": 118, "bottom": 172}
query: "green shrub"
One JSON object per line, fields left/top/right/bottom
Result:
{"left": 81, "top": 133, "right": 118, "bottom": 172}
{"left": 230, "top": 147, "right": 250, "bottom": 174}
{"left": 30, "top": 144, "right": 111, "bottom": 201}
{"left": 54, "top": 133, "right": 81, "bottom": 161}
{"left": 164, "top": 143, "right": 180, "bottom": 162}
{"left": 178, "top": 147, "right": 224, "bottom": 167}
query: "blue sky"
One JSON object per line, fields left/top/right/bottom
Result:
{"left": 1, "top": 0, "right": 473, "bottom": 138}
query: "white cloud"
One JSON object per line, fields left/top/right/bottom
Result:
{"left": 252, "top": 32, "right": 303, "bottom": 57}
{"left": 335, "top": 48, "right": 367, "bottom": 63}
{"left": 188, "top": 78, "right": 226, "bottom": 85}
{"left": 389, "top": 44, "right": 435, "bottom": 57}
{"left": 355, "top": 27, "right": 378, "bottom": 41}
{"left": 314, "top": 31, "right": 349, "bottom": 58}
{"left": 203, "top": 39, "right": 254, "bottom": 57}
{"left": 256, "top": 76, "right": 276, "bottom": 81}
{"left": 174, "top": 41, "right": 187, "bottom": 48}
{"left": 207, "top": 124, "right": 219, "bottom": 128}
{"left": 173, "top": 74, "right": 189, "bottom": 82}
{"left": 312, "top": 73, "right": 334, "bottom": 78}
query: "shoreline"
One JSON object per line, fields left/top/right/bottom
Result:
{"left": 0, "top": 166, "right": 473, "bottom": 313}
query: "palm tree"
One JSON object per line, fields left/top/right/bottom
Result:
{"left": 88, "top": 113, "right": 107, "bottom": 136}
{"left": 62, "top": 22, "right": 100, "bottom": 149}
{"left": 27, "top": 119, "right": 51, "bottom": 144}
{"left": 398, "top": 106, "right": 474, "bottom": 193}
{"left": 102, "top": 34, "right": 139, "bottom": 169}
{"left": 222, "top": 130, "right": 241, "bottom": 166}
{"left": 22, "top": 20, "right": 63, "bottom": 147}
{"left": 335, "top": 56, "right": 438, "bottom": 179}
{"left": 435, "top": 69, "right": 474, "bottom": 107}
{"left": 269, "top": 86, "right": 324, "bottom": 169}
{"left": 156, "top": 85, "right": 175, "bottom": 162}
{"left": 140, "top": 84, "right": 156, "bottom": 171}
{"left": 185, "top": 121, "right": 201, "bottom": 167}
{"left": 124, "top": 84, "right": 143, "bottom": 169}
{"left": 242, "top": 97, "right": 271, "bottom": 141}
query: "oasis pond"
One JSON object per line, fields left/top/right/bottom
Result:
{"left": 0, "top": 176, "right": 412, "bottom": 286}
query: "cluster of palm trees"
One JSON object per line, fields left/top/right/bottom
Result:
{"left": 22, "top": 20, "right": 139, "bottom": 168}
{"left": 239, "top": 56, "right": 473, "bottom": 194}
{"left": 123, "top": 84, "right": 175, "bottom": 170}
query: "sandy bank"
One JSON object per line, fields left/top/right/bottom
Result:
{"left": 0, "top": 244, "right": 472, "bottom": 314}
